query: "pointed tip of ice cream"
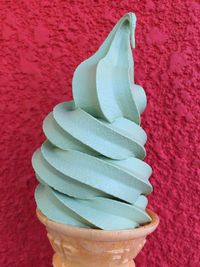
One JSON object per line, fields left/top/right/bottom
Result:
{"left": 127, "top": 12, "right": 137, "bottom": 48}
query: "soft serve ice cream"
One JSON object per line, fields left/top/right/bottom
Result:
{"left": 32, "top": 13, "right": 153, "bottom": 230}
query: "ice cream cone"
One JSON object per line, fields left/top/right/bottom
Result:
{"left": 36, "top": 208, "right": 159, "bottom": 267}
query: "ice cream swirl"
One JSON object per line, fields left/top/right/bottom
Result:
{"left": 32, "top": 13, "right": 153, "bottom": 230}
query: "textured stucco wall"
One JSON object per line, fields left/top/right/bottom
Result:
{"left": 0, "top": 1, "right": 199, "bottom": 266}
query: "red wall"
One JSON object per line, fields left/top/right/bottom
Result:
{"left": 1, "top": 1, "right": 199, "bottom": 266}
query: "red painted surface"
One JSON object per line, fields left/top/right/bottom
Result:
{"left": 0, "top": 1, "right": 199, "bottom": 267}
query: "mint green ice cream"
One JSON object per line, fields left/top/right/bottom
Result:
{"left": 32, "top": 13, "right": 153, "bottom": 230}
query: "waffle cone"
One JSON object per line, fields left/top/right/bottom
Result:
{"left": 36, "top": 208, "right": 159, "bottom": 267}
